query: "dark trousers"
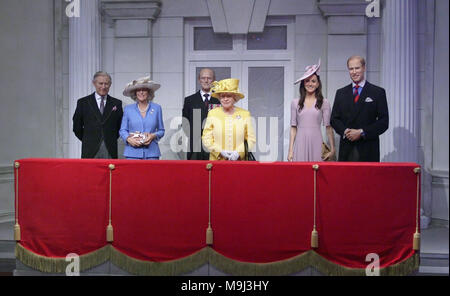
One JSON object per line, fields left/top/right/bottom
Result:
{"left": 347, "top": 146, "right": 360, "bottom": 161}
{"left": 188, "top": 151, "right": 210, "bottom": 160}
{"left": 94, "top": 141, "right": 112, "bottom": 159}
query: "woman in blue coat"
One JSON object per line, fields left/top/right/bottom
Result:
{"left": 120, "top": 76, "right": 165, "bottom": 159}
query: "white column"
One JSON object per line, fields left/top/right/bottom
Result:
{"left": 68, "top": 0, "right": 101, "bottom": 158}
{"left": 380, "top": 0, "right": 430, "bottom": 227}
{"left": 380, "top": 0, "right": 418, "bottom": 162}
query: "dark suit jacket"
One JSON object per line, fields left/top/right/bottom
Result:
{"left": 182, "top": 91, "right": 221, "bottom": 160}
{"left": 330, "top": 81, "right": 389, "bottom": 162}
{"left": 73, "top": 93, "right": 123, "bottom": 158}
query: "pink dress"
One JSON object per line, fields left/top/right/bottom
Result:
{"left": 290, "top": 98, "right": 331, "bottom": 161}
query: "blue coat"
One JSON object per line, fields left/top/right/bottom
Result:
{"left": 119, "top": 102, "right": 165, "bottom": 158}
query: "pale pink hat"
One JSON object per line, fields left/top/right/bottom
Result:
{"left": 294, "top": 59, "right": 321, "bottom": 85}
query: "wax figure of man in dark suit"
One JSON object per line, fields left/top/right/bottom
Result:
{"left": 182, "top": 68, "right": 221, "bottom": 160}
{"left": 330, "top": 56, "right": 389, "bottom": 162}
{"left": 73, "top": 71, "right": 123, "bottom": 159}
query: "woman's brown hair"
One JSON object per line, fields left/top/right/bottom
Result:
{"left": 298, "top": 74, "right": 324, "bottom": 110}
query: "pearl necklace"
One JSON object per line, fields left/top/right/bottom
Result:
{"left": 138, "top": 104, "right": 149, "bottom": 113}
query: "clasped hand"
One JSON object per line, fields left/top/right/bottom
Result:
{"left": 344, "top": 128, "right": 362, "bottom": 142}
{"left": 127, "top": 132, "right": 155, "bottom": 147}
{"left": 220, "top": 150, "right": 240, "bottom": 161}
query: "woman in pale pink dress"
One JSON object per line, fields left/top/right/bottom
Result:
{"left": 288, "top": 60, "right": 335, "bottom": 162}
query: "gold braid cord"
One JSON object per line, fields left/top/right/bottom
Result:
{"left": 14, "top": 162, "right": 21, "bottom": 241}
{"left": 206, "top": 163, "right": 213, "bottom": 245}
{"left": 413, "top": 167, "right": 421, "bottom": 251}
{"left": 106, "top": 164, "right": 115, "bottom": 242}
{"left": 311, "top": 165, "right": 319, "bottom": 248}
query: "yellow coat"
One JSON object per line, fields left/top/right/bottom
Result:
{"left": 202, "top": 107, "right": 256, "bottom": 160}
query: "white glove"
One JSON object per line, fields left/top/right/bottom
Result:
{"left": 220, "top": 150, "right": 232, "bottom": 159}
{"left": 229, "top": 151, "right": 240, "bottom": 161}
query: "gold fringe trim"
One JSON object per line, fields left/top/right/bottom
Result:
{"left": 15, "top": 243, "right": 111, "bottom": 273}
{"left": 15, "top": 244, "right": 419, "bottom": 276}
{"left": 208, "top": 250, "right": 419, "bottom": 276}
{"left": 308, "top": 251, "right": 420, "bottom": 276}
{"left": 209, "top": 248, "right": 312, "bottom": 276}
{"left": 109, "top": 246, "right": 209, "bottom": 276}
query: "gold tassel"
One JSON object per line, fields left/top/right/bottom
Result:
{"left": 413, "top": 229, "right": 420, "bottom": 251}
{"left": 107, "top": 224, "right": 114, "bottom": 242}
{"left": 14, "top": 223, "right": 21, "bottom": 241}
{"left": 107, "top": 164, "right": 115, "bottom": 243}
{"left": 311, "top": 227, "right": 318, "bottom": 248}
{"left": 206, "top": 225, "right": 213, "bottom": 245}
{"left": 311, "top": 164, "right": 319, "bottom": 248}
{"left": 206, "top": 163, "right": 213, "bottom": 245}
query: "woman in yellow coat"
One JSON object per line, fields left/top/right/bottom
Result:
{"left": 202, "top": 78, "right": 256, "bottom": 161}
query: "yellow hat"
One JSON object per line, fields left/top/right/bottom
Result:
{"left": 210, "top": 78, "right": 245, "bottom": 100}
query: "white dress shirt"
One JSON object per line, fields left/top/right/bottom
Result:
{"left": 200, "top": 90, "right": 212, "bottom": 102}
{"left": 95, "top": 92, "right": 107, "bottom": 110}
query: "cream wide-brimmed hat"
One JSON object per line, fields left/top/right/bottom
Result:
{"left": 123, "top": 76, "right": 160, "bottom": 98}
{"left": 210, "top": 78, "right": 245, "bottom": 100}
{"left": 294, "top": 59, "right": 321, "bottom": 85}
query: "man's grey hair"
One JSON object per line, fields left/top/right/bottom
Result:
{"left": 93, "top": 71, "right": 112, "bottom": 84}
{"left": 198, "top": 68, "right": 216, "bottom": 81}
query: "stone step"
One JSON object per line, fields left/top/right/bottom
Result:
{"left": 0, "top": 240, "right": 15, "bottom": 273}
{"left": 418, "top": 253, "right": 449, "bottom": 275}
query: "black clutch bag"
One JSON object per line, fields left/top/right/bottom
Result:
{"left": 244, "top": 140, "right": 256, "bottom": 161}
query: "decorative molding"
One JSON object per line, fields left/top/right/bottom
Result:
{"left": 430, "top": 169, "right": 449, "bottom": 180}
{"left": 222, "top": 0, "right": 254, "bottom": 34}
{"left": 101, "top": 0, "right": 161, "bottom": 21}
{"left": 0, "top": 165, "right": 13, "bottom": 175}
{"left": 0, "top": 165, "right": 13, "bottom": 184}
{"left": 206, "top": 0, "right": 270, "bottom": 34}
{"left": 248, "top": 0, "right": 270, "bottom": 33}
{"left": 206, "top": 0, "right": 228, "bottom": 33}
{"left": 0, "top": 212, "right": 14, "bottom": 224}
{"left": 317, "top": 0, "right": 368, "bottom": 17}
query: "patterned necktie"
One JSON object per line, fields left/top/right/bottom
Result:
{"left": 204, "top": 93, "right": 209, "bottom": 108}
{"left": 100, "top": 96, "right": 105, "bottom": 114}
{"left": 353, "top": 84, "right": 360, "bottom": 103}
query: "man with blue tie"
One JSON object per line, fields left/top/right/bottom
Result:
{"left": 331, "top": 56, "right": 389, "bottom": 162}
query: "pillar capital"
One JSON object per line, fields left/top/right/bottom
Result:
{"left": 317, "top": 0, "right": 369, "bottom": 17}
{"left": 100, "top": 0, "right": 161, "bottom": 21}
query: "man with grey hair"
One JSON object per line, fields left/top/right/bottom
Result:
{"left": 73, "top": 71, "right": 123, "bottom": 158}
{"left": 331, "top": 56, "right": 389, "bottom": 162}
{"left": 182, "top": 68, "right": 221, "bottom": 160}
